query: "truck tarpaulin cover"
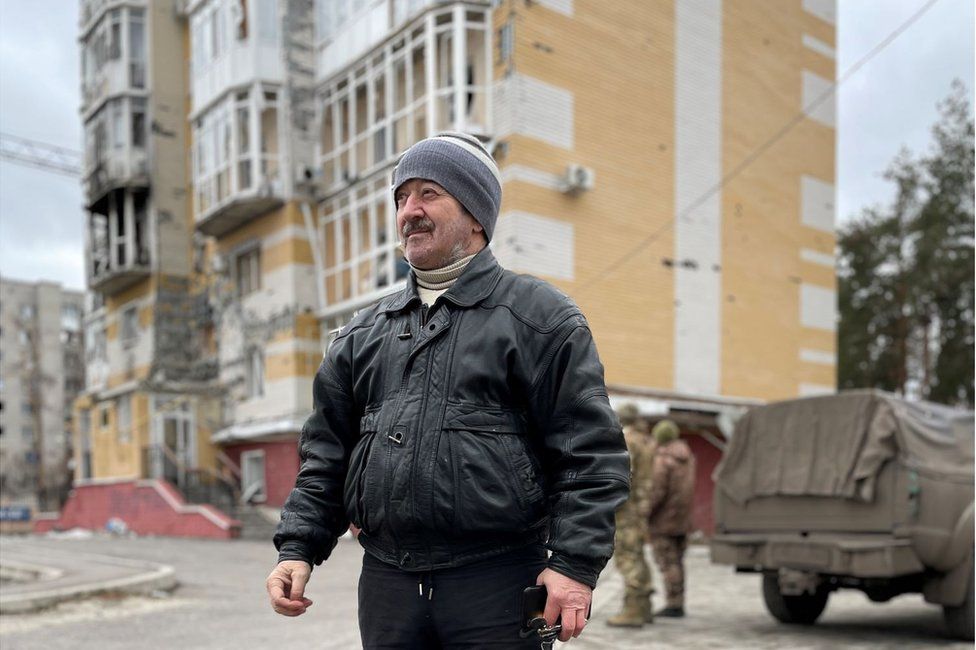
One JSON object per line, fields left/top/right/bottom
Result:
{"left": 714, "top": 390, "right": 974, "bottom": 505}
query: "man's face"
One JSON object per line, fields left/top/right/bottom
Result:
{"left": 395, "top": 179, "right": 484, "bottom": 270}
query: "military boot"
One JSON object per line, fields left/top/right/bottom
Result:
{"left": 641, "top": 594, "right": 654, "bottom": 624}
{"left": 607, "top": 593, "right": 649, "bottom": 628}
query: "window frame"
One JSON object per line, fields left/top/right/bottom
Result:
{"left": 121, "top": 305, "right": 138, "bottom": 347}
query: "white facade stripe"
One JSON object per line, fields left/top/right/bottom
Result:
{"left": 674, "top": 0, "right": 722, "bottom": 396}
{"left": 493, "top": 74, "right": 574, "bottom": 150}
{"left": 535, "top": 0, "right": 574, "bottom": 17}
{"left": 799, "top": 382, "right": 834, "bottom": 397}
{"left": 802, "top": 0, "right": 836, "bottom": 25}
{"left": 800, "top": 175, "right": 835, "bottom": 233}
{"left": 800, "top": 283, "right": 837, "bottom": 332}
{"left": 802, "top": 34, "right": 835, "bottom": 59}
{"left": 800, "top": 247, "right": 835, "bottom": 268}
{"left": 492, "top": 210, "right": 575, "bottom": 281}
{"left": 802, "top": 70, "right": 836, "bottom": 128}
{"left": 800, "top": 348, "right": 835, "bottom": 365}
{"left": 261, "top": 224, "right": 311, "bottom": 249}
{"left": 500, "top": 164, "right": 563, "bottom": 191}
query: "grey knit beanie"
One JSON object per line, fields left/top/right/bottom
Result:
{"left": 392, "top": 132, "right": 502, "bottom": 241}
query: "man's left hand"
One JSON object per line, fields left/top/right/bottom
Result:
{"left": 536, "top": 568, "right": 592, "bottom": 642}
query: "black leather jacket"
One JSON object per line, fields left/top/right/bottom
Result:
{"left": 274, "top": 247, "right": 630, "bottom": 588}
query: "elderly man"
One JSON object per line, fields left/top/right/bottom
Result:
{"left": 267, "top": 132, "right": 630, "bottom": 648}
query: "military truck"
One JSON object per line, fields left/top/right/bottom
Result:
{"left": 710, "top": 391, "right": 974, "bottom": 640}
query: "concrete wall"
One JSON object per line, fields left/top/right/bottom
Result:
{"left": 34, "top": 479, "right": 239, "bottom": 538}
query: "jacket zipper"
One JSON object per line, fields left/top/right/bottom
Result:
{"left": 384, "top": 305, "right": 426, "bottom": 562}
{"left": 411, "top": 301, "right": 437, "bottom": 560}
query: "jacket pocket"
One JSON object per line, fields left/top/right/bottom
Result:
{"left": 344, "top": 409, "right": 382, "bottom": 533}
{"left": 434, "top": 403, "right": 545, "bottom": 536}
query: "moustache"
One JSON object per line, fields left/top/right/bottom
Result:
{"left": 401, "top": 219, "right": 435, "bottom": 238}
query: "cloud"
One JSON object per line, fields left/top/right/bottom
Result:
{"left": 837, "top": 0, "right": 975, "bottom": 224}
{"left": 0, "top": 1, "right": 84, "bottom": 289}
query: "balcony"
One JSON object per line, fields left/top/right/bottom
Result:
{"left": 195, "top": 190, "right": 284, "bottom": 238}
{"left": 85, "top": 148, "right": 150, "bottom": 211}
{"left": 87, "top": 188, "right": 152, "bottom": 295}
{"left": 84, "top": 95, "right": 150, "bottom": 209}
{"left": 192, "top": 86, "right": 284, "bottom": 237}
{"left": 80, "top": 4, "right": 146, "bottom": 115}
{"left": 189, "top": 0, "right": 284, "bottom": 116}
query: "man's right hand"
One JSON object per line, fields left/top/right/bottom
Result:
{"left": 266, "top": 560, "right": 313, "bottom": 616}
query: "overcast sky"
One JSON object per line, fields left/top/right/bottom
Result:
{"left": 0, "top": 0, "right": 973, "bottom": 291}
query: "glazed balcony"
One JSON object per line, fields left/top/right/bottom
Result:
{"left": 193, "top": 86, "right": 284, "bottom": 237}
{"left": 80, "top": 4, "right": 147, "bottom": 115}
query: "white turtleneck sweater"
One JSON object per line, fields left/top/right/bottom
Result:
{"left": 412, "top": 253, "right": 476, "bottom": 306}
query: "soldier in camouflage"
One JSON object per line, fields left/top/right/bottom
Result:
{"left": 647, "top": 419, "right": 696, "bottom": 618}
{"left": 606, "top": 403, "right": 658, "bottom": 628}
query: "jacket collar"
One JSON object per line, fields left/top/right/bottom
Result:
{"left": 382, "top": 246, "right": 503, "bottom": 313}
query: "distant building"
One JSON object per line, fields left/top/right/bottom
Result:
{"left": 0, "top": 278, "right": 85, "bottom": 509}
{"left": 66, "top": 0, "right": 837, "bottom": 537}
{"left": 74, "top": 0, "right": 222, "bottom": 501}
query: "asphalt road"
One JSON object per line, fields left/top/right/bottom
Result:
{"left": 0, "top": 534, "right": 968, "bottom": 649}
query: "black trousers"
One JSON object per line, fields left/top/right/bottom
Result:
{"left": 358, "top": 544, "right": 547, "bottom": 649}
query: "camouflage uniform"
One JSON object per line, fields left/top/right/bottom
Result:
{"left": 608, "top": 405, "right": 657, "bottom": 626}
{"left": 647, "top": 420, "right": 696, "bottom": 614}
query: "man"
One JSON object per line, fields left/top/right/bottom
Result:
{"left": 607, "top": 404, "right": 657, "bottom": 628}
{"left": 647, "top": 419, "right": 696, "bottom": 618}
{"left": 267, "top": 132, "right": 630, "bottom": 648}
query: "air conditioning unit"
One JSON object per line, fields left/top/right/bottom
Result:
{"left": 560, "top": 164, "right": 595, "bottom": 194}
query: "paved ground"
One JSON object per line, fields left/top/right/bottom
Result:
{"left": 0, "top": 534, "right": 968, "bottom": 649}
{"left": 0, "top": 538, "right": 174, "bottom": 613}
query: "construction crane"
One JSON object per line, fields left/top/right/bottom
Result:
{"left": 0, "top": 132, "right": 82, "bottom": 177}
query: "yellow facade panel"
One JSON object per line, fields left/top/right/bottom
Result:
{"left": 106, "top": 278, "right": 155, "bottom": 312}
{"left": 107, "top": 364, "right": 152, "bottom": 389}
{"left": 263, "top": 237, "right": 315, "bottom": 271}
{"left": 502, "top": 0, "right": 675, "bottom": 390}
{"left": 799, "top": 361, "right": 836, "bottom": 387}
{"left": 719, "top": 0, "right": 835, "bottom": 401}
{"left": 800, "top": 327, "right": 836, "bottom": 353}
{"left": 266, "top": 350, "right": 320, "bottom": 381}
{"left": 216, "top": 202, "right": 305, "bottom": 253}
{"left": 800, "top": 48, "right": 834, "bottom": 82}
{"left": 138, "top": 305, "right": 154, "bottom": 328}
{"left": 798, "top": 9, "right": 836, "bottom": 44}
{"left": 796, "top": 228, "right": 836, "bottom": 255}
{"left": 269, "top": 313, "right": 322, "bottom": 345}
{"left": 799, "top": 261, "right": 835, "bottom": 288}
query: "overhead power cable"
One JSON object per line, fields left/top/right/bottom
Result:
{"left": 574, "top": 0, "right": 942, "bottom": 297}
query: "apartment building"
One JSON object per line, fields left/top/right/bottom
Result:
{"left": 229, "top": 0, "right": 837, "bottom": 526}
{"left": 75, "top": 0, "right": 222, "bottom": 498}
{"left": 69, "top": 0, "right": 836, "bottom": 535}
{"left": 0, "top": 278, "right": 85, "bottom": 509}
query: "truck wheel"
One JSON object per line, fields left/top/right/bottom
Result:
{"left": 943, "top": 569, "right": 974, "bottom": 641}
{"left": 762, "top": 573, "right": 829, "bottom": 625}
